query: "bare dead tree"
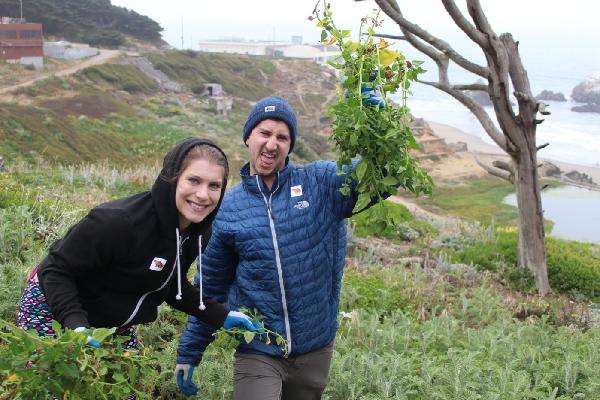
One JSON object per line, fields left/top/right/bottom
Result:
{"left": 356, "top": 0, "right": 550, "bottom": 294}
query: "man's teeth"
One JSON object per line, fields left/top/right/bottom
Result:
{"left": 261, "top": 152, "right": 275, "bottom": 159}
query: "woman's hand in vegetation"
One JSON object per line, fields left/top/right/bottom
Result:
{"left": 175, "top": 364, "right": 198, "bottom": 397}
{"left": 223, "top": 310, "right": 262, "bottom": 331}
{"left": 73, "top": 326, "right": 101, "bottom": 348}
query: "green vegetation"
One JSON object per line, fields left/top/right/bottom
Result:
{"left": 414, "top": 175, "right": 518, "bottom": 225}
{"left": 1, "top": 160, "right": 600, "bottom": 398}
{"left": 147, "top": 51, "right": 275, "bottom": 100}
{"left": 0, "top": 0, "right": 163, "bottom": 45}
{"left": 451, "top": 231, "right": 600, "bottom": 300}
{"left": 350, "top": 200, "right": 436, "bottom": 241}
{"left": 80, "top": 64, "right": 159, "bottom": 93}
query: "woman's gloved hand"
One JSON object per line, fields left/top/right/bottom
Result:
{"left": 73, "top": 326, "right": 101, "bottom": 348}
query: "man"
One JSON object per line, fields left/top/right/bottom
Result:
{"left": 175, "top": 96, "right": 376, "bottom": 399}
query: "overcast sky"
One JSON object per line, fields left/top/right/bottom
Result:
{"left": 110, "top": 0, "right": 599, "bottom": 83}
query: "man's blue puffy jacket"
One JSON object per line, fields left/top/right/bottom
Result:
{"left": 176, "top": 159, "right": 359, "bottom": 364}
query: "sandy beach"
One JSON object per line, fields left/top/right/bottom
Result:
{"left": 428, "top": 121, "right": 600, "bottom": 185}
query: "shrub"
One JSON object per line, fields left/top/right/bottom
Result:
{"left": 451, "top": 231, "right": 600, "bottom": 300}
{"left": 351, "top": 200, "right": 413, "bottom": 239}
{"left": 0, "top": 321, "right": 156, "bottom": 398}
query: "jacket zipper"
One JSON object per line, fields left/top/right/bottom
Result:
{"left": 256, "top": 174, "right": 291, "bottom": 357}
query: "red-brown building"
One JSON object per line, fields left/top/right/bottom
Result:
{"left": 0, "top": 17, "right": 43, "bottom": 67}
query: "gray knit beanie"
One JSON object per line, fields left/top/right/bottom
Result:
{"left": 243, "top": 96, "right": 297, "bottom": 153}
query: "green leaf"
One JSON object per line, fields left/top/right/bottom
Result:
{"left": 243, "top": 331, "right": 256, "bottom": 344}
{"left": 275, "top": 336, "right": 283, "bottom": 345}
{"left": 91, "top": 327, "right": 116, "bottom": 343}
{"left": 382, "top": 176, "right": 398, "bottom": 186}
{"left": 354, "top": 193, "right": 371, "bottom": 213}
{"left": 321, "top": 30, "right": 327, "bottom": 42}
{"left": 355, "top": 160, "right": 368, "bottom": 182}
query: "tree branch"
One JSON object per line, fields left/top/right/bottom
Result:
{"left": 419, "top": 80, "right": 508, "bottom": 151}
{"left": 369, "top": 33, "right": 407, "bottom": 41}
{"left": 452, "top": 83, "right": 487, "bottom": 91}
{"left": 476, "top": 157, "right": 513, "bottom": 183}
{"left": 441, "top": 0, "right": 487, "bottom": 47}
{"left": 374, "top": 0, "right": 489, "bottom": 79}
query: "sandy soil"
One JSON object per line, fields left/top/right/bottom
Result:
{"left": 428, "top": 121, "right": 600, "bottom": 185}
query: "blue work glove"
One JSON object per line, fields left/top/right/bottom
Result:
{"left": 74, "top": 326, "right": 101, "bottom": 348}
{"left": 175, "top": 364, "right": 198, "bottom": 397}
{"left": 361, "top": 82, "right": 385, "bottom": 108}
{"left": 223, "top": 310, "right": 262, "bottom": 331}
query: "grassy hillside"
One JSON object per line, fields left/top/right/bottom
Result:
{"left": 0, "top": 0, "right": 163, "bottom": 46}
{"left": 0, "top": 51, "right": 334, "bottom": 169}
{"left": 148, "top": 51, "right": 275, "bottom": 100}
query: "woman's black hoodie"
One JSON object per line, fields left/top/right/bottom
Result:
{"left": 38, "top": 138, "right": 229, "bottom": 330}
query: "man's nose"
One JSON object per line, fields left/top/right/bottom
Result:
{"left": 265, "top": 136, "right": 278, "bottom": 150}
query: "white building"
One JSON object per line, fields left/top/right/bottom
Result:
{"left": 198, "top": 39, "right": 340, "bottom": 66}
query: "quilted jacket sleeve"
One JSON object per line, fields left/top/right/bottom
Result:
{"left": 176, "top": 220, "right": 238, "bottom": 365}
{"left": 315, "top": 159, "right": 361, "bottom": 219}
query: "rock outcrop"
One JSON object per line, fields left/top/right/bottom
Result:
{"left": 571, "top": 74, "right": 600, "bottom": 104}
{"left": 571, "top": 103, "right": 600, "bottom": 113}
{"left": 466, "top": 89, "right": 492, "bottom": 106}
{"left": 535, "top": 90, "right": 566, "bottom": 102}
{"left": 565, "top": 170, "right": 595, "bottom": 186}
{"left": 539, "top": 161, "right": 561, "bottom": 178}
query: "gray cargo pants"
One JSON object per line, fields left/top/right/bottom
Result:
{"left": 233, "top": 342, "right": 334, "bottom": 400}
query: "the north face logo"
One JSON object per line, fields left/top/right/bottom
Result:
{"left": 294, "top": 200, "right": 309, "bottom": 210}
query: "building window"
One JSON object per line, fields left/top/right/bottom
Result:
{"left": 0, "top": 31, "right": 18, "bottom": 39}
{"left": 19, "top": 30, "right": 42, "bottom": 39}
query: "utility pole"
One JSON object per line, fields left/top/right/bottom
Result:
{"left": 20, "top": 0, "right": 23, "bottom": 20}
{"left": 181, "top": 17, "right": 184, "bottom": 49}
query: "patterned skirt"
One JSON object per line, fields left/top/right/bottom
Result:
{"left": 16, "top": 267, "right": 140, "bottom": 350}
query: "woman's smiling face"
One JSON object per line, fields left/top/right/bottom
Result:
{"left": 175, "top": 158, "right": 224, "bottom": 230}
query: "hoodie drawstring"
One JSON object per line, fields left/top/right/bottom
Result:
{"left": 175, "top": 228, "right": 183, "bottom": 300}
{"left": 198, "top": 235, "right": 206, "bottom": 310}
{"left": 174, "top": 228, "right": 206, "bottom": 311}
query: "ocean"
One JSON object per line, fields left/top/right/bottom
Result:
{"left": 390, "top": 56, "right": 600, "bottom": 167}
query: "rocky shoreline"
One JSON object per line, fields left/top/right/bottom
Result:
{"left": 419, "top": 120, "right": 600, "bottom": 191}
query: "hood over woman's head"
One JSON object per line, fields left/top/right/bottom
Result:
{"left": 152, "top": 137, "right": 229, "bottom": 233}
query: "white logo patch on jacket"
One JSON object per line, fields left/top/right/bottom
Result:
{"left": 149, "top": 257, "right": 167, "bottom": 271}
{"left": 294, "top": 200, "right": 310, "bottom": 210}
{"left": 290, "top": 185, "right": 303, "bottom": 197}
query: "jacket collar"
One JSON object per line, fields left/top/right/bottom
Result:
{"left": 240, "top": 157, "right": 290, "bottom": 196}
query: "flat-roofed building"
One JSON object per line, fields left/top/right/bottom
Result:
{"left": 0, "top": 17, "right": 43, "bottom": 68}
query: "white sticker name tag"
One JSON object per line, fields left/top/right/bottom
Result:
{"left": 149, "top": 257, "right": 167, "bottom": 271}
{"left": 290, "top": 185, "right": 303, "bottom": 197}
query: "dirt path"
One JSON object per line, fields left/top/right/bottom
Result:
{"left": 0, "top": 49, "right": 122, "bottom": 95}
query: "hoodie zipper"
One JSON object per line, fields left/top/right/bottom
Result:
{"left": 256, "top": 174, "right": 291, "bottom": 357}
{"left": 120, "top": 231, "right": 188, "bottom": 327}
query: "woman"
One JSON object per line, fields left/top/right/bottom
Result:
{"left": 16, "top": 137, "right": 256, "bottom": 349}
